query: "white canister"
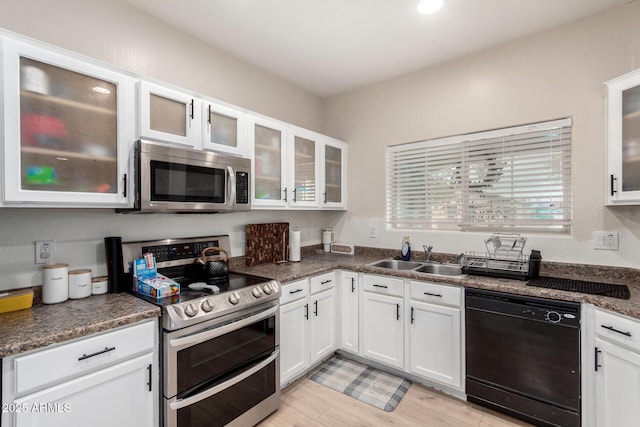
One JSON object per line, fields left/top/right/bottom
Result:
{"left": 42, "top": 263, "right": 69, "bottom": 304}
{"left": 91, "top": 276, "right": 109, "bottom": 295}
{"left": 68, "top": 269, "right": 92, "bottom": 299}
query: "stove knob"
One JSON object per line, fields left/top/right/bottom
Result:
{"left": 184, "top": 303, "right": 199, "bottom": 317}
{"left": 228, "top": 292, "right": 240, "bottom": 305}
{"left": 201, "top": 299, "right": 214, "bottom": 313}
{"left": 252, "top": 287, "right": 263, "bottom": 298}
{"left": 262, "top": 284, "right": 273, "bottom": 295}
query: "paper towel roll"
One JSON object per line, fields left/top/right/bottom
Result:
{"left": 290, "top": 230, "right": 301, "bottom": 262}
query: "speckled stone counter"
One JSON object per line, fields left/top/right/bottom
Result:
{"left": 229, "top": 250, "right": 640, "bottom": 320}
{"left": 0, "top": 293, "right": 160, "bottom": 358}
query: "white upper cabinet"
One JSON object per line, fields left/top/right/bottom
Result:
{"left": 322, "top": 136, "right": 347, "bottom": 209}
{"left": 138, "top": 80, "right": 201, "bottom": 149}
{"left": 202, "top": 100, "right": 247, "bottom": 157}
{"left": 289, "top": 126, "right": 322, "bottom": 208}
{"left": 249, "top": 115, "right": 289, "bottom": 208}
{"left": 1, "top": 37, "right": 134, "bottom": 207}
{"left": 606, "top": 68, "right": 640, "bottom": 204}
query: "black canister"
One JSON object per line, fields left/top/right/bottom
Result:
{"left": 104, "top": 236, "right": 124, "bottom": 293}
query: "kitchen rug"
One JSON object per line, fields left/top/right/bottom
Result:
{"left": 309, "top": 356, "right": 411, "bottom": 412}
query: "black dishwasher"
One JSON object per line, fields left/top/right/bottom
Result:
{"left": 465, "top": 289, "right": 580, "bottom": 427}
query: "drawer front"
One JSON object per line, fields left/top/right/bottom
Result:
{"left": 409, "top": 281, "right": 461, "bottom": 308}
{"left": 310, "top": 272, "right": 336, "bottom": 295}
{"left": 595, "top": 308, "right": 640, "bottom": 352}
{"left": 280, "top": 279, "right": 309, "bottom": 304}
{"left": 13, "top": 319, "right": 156, "bottom": 396}
{"left": 363, "top": 274, "right": 404, "bottom": 297}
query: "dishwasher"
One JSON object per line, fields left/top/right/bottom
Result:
{"left": 465, "top": 289, "right": 581, "bottom": 427}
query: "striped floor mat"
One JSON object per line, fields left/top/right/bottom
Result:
{"left": 309, "top": 355, "right": 411, "bottom": 412}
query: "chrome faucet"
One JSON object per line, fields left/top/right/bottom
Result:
{"left": 423, "top": 245, "right": 433, "bottom": 261}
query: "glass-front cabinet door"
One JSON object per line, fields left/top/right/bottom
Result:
{"left": 290, "top": 127, "right": 321, "bottom": 208}
{"left": 1, "top": 38, "right": 133, "bottom": 207}
{"left": 138, "top": 80, "right": 200, "bottom": 148}
{"left": 202, "top": 101, "right": 246, "bottom": 157}
{"left": 322, "top": 136, "right": 347, "bottom": 209}
{"left": 249, "top": 115, "right": 288, "bottom": 208}
{"left": 606, "top": 68, "right": 640, "bottom": 205}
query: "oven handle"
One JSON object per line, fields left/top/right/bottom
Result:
{"left": 169, "top": 349, "right": 279, "bottom": 411}
{"left": 169, "top": 304, "right": 278, "bottom": 352}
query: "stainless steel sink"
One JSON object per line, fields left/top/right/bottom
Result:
{"left": 369, "top": 260, "right": 423, "bottom": 270}
{"left": 367, "top": 259, "right": 464, "bottom": 276}
{"left": 414, "top": 263, "right": 463, "bottom": 276}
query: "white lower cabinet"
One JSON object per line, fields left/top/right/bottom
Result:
{"left": 279, "top": 272, "right": 336, "bottom": 387}
{"left": 592, "top": 308, "right": 640, "bottom": 427}
{"left": 339, "top": 270, "right": 359, "bottom": 353}
{"left": 361, "top": 275, "right": 404, "bottom": 369}
{"left": 2, "top": 319, "right": 158, "bottom": 427}
{"left": 408, "top": 281, "right": 462, "bottom": 389}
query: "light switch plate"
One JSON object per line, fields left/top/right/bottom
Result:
{"left": 592, "top": 231, "right": 619, "bottom": 251}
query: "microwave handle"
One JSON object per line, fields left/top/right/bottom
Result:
{"left": 227, "top": 166, "right": 237, "bottom": 209}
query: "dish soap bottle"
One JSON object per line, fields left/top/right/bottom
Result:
{"left": 401, "top": 236, "right": 411, "bottom": 261}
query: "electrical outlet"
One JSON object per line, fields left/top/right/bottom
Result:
{"left": 592, "top": 231, "right": 619, "bottom": 251}
{"left": 369, "top": 226, "right": 377, "bottom": 238}
{"left": 35, "top": 240, "right": 55, "bottom": 264}
{"left": 312, "top": 225, "right": 318, "bottom": 237}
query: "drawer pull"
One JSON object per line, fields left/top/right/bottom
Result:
{"left": 595, "top": 347, "right": 602, "bottom": 372}
{"left": 147, "top": 364, "right": 153, "bottom": 391}
{"left": 289, "top": 289, "right": 303, "bottom": 295}
{"left": 424, "top": 292, "right": 443, "bottom": 297}
{"left": 601, "top": 324, "right": 632, "bottom": 337}
{"left": 78, "top": 346, "right": 116, "bottom": 361}
{"left": 321, "top": 279, "right": 332, "bottom": 285}
{"left": 351, "top": 277, "right": 355, "bottom": 293}
{"left": 373, "top": 284, "right": 388, "bottom": 289}
{"left": 396, "top": 303, "right": 400, "bottom": 320}
{"left": 304, "top": 303, "right": 309, "bottom": 320}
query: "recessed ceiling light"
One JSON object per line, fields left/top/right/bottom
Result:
{"left": 417, "top": 0, "right": 443, "bottom": 15}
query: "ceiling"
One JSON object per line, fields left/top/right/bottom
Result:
{"left": 119, "top": 0, "right": 631, "bottom": 97}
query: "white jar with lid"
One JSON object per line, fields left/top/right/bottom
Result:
{"left": 91, "top": 276, "right": 109, "bottom": 295}
{"left": 42, "top": 264, "right": 69, "bottom": 304}
{"left": 68, "top": 269, "right": 92, "bottom": 299}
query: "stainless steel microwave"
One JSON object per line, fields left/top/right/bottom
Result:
{"left": 122, "top": 140, "right": 250, "bottom": 213}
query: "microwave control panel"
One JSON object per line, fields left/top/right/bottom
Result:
{"left": 236, "top": 171, "right": 249, "bottom": 204}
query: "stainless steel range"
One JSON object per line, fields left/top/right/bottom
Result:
{"left": 122, "top": 235, "right": 281, "bottom": 427}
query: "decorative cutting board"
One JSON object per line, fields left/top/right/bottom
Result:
{"left": 245, "top": 223, "right": 290, "bottom": 266}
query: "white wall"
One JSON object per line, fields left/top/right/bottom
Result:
{"left": 324, "top": 2, "right": 640, "bottom": 268}
{"left": 0, "top": 0, "right": 341, "bottom": 291}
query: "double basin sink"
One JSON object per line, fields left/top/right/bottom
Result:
{"left": 367, "top": 259, "right": 464, "bottom": 276}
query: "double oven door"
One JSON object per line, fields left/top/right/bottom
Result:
{"left": 164, "top": 301, "right": 280, "bottom": 427}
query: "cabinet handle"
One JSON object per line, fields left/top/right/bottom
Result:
{"left": 289, "top": 289, "right": 303, "bottom": 295}
{"left": 189, "top": 99, "right": 194, "bottom": 119}
{"left": 122, "top": 173, "right": 127, "bottom": 198}
{"left": 373, "top": 284, "right": 388, "bottom": 289}
{"left": 321, "top": 279, "right": 332, "bottom": 285}
{"left": 283, "top": 188, "right": 288, "bottom": 202}
{"left": 601, "top": 324, "right": 632, "bottom": 337}
{"left": 611, "top": 174, "right": 617, "bottom": 196}
{"left": 305, "top": 303, "right": 309, "bottom": 320}
{"left": 314, "top": 300, "right": 318, "bottom": 316}
{"left": 595, "top": 347, "right": 602, "bottom": 372}
{"left": 147, "top": 364, "right": 152, "bottom": 392}
{"left": 324, "top": 192, "right": 327, "bottom": 204}
{"left": 351, "top": 277, "right": 355, "bottom": 293}
{"left": 207, "top": 105, "right": 212, "bottom": 124}
{"left": 78, "top": 346, "right": 116, "bottom": 361}
{"left": 292, "top": 188, "right": 297, "bottom": 202}
{"left": 411, "top": 307, "right": 415, "bottom": 324}
{"left": 396, "top": 303, "right": 400, "bottom": 320}
{"left": 424, "top": 292, "right": 443, "bottom": 298}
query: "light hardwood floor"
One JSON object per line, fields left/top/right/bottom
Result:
{"left": 258, "top": 377, "right": 533, "bottom": 427}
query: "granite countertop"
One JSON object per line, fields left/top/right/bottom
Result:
{"left": 0, "top": 293, "right": 160, "bottom": 358}
{"left": 230, "top": 252, "right": 640, "bottom": 320}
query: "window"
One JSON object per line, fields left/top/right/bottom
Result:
{"left": 386, "top": 118, "right": 571, "bottom": 233}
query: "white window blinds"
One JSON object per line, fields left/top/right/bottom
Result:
{"left": 386, "top": 118, "right": 572, "bottom": 232}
